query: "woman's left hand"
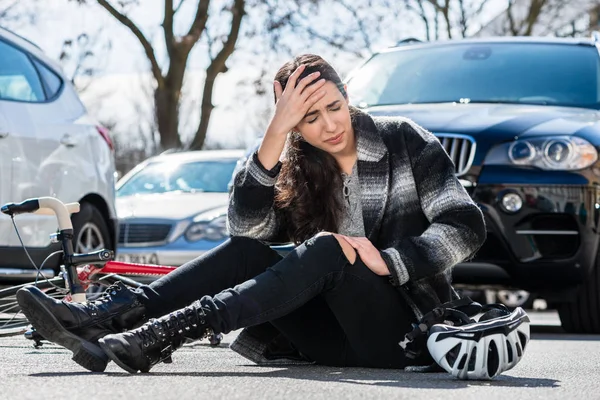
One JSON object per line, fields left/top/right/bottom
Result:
{"left": 338, "top": 235, "right": 390, "bottom": 276}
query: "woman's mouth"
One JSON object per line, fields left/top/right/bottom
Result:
{"left": 325, "top": 132, "right": 344, "bottom": 144}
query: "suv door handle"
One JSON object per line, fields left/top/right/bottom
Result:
{"left": 60, "top": 134, "right": 77, "bottom": 147}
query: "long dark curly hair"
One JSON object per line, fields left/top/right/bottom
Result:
{"left": 273, "top": 54, "right": 351, "bottom": 244}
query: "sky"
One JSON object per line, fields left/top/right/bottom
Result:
{"left": 8, "top": 0, "right": 509, "bottom": 150}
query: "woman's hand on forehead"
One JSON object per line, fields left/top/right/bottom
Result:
{"left": 270, "top": 64, "right": 328, "bottom": 136}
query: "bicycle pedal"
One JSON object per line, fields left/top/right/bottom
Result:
{"left": 24, "top": 327, "right": 47, "bottom": 348}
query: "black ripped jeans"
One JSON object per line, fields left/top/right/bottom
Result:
{"left": 138, "top": 235, "right": 416, "bottom": 368}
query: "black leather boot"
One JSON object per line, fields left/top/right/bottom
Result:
{"left": 98, "top": 300, "right": 212, "bottom": 373}
{"left": 16, "top": 281, "right": 146, "bottom": 372}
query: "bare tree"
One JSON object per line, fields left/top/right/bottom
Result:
{"left": 59, "top": 30, "right": 112, "bottom": 91}
{"left": 70, "top": 0, "right": 245, "bottom": 151}
{"left": 0, "top": 0, "right": 38, "bottom": 28}
{"left": 402, "top": 0, "right": 492, "bottom": 40}
{"left": 69, "top": 0, "right": 415, "bottom": 152}
{"left": 478, "top": 0, "right": 600, "bottom": 37}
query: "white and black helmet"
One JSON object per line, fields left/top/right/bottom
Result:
{"left": 426, "top": 305, "right": 530, "bottom": 380}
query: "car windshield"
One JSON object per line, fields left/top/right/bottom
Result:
{"left": 117, "top": 159, "right": 238, "bottom": 197}
{"left": 346, "top": 42, "right": 600, "bottom": 109}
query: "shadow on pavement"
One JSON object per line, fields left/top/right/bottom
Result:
{"left": 31, "top": 368, "right": 559, "bottom": 389}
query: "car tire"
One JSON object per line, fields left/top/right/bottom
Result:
{"left": 71, "top": 202, "right": 112, "bottom": 255}
{"left": 557, "top": 253, "right": 600, "bottom": 333}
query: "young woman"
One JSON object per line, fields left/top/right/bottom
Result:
{"left": 17, "top": 54, "right": 486, "bottom": 374}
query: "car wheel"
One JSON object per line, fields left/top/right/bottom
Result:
{"left": 71, "top": 202, "right": 112, "bottom": 254}
{"left": 557, "top": 253, "right": 600, "bottom": 333}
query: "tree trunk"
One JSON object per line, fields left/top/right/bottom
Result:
{"left": 154, "top": 85, "right": 182, "bottom": 150}
{"left": 188, "top": 65, "right": 220, "bottom": 150}
{"left": 154, "top": 51, "right": 189, "bottom": 151}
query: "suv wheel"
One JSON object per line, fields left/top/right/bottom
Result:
{"left": 557, "top": 254, "right": 600, "bottom": 333}
{"left": 71, "top": 202, "right": 112, "bottom": 254}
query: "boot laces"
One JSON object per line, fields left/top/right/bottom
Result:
{"left": 88, "top": 282, "right": 124, "bottom": 305}
{"left": 139, "top": 302, "right": 211, "bottom": 349}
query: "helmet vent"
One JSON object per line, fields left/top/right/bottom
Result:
{"left": 516, "top": 341, "right": 523, "bottom": 357}
{"left": 487, "top": 341, "right": 500, "bottom": 377}
{"left": 457, "top": 353, "right": 468, "bottom": 370}
{"left": 467, "top": 347, "right": 477, "bottom": 371}
{"left": 506, "top": 340, "right": 513, "bottom": 363}
{"left": 446, "top": 343, "right": 462, "bottom": 367}
{"left": 517, "top": 331, "right": 528, "bottom": 351}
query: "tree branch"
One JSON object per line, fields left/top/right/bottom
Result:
{"left": 96, "top": 0, "right": 164, "bottom": 87}
{"left": 0, "top": 0, "right": 18, "bottom": 19}
{"left": 458, "top": 0, "right": 467, "bottom": 37}
{"left": 190, "top": 0, "right": 245, "bottom": 150}
{"left": 163, "top": 0, "right": 175, "bottom": 57}
{"left": 524, "top": 0, "right": 547, "bottom": 36}
{"left": 506, "top": 0, "right": 518, "bottom": 35}
{"left": 173, "top": 0, "right": 187, "bottom": 14}
{"left": 185, "top": 0, "right": 211, "bottom": 45}
{"left": 338, "top": 0, "right": 372, "bottom": 53}
{"left": 425, "top": 0, "right": 452, "bottom": 38}
{"left": 291, "top": 6, "right": 363, "bottom": 58}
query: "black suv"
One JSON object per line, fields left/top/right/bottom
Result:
{"left": 345, "top": 35, "right": 600, "bottom": 333}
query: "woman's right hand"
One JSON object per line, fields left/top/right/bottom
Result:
{"left": 269, "top": 64, "right": 327, "bottom": 136}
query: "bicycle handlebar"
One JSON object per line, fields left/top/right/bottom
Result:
{"left": 1, "top": 197, "right": 80, "bottom": 231}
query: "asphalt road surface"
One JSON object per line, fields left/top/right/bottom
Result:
{"left": 1, "top": 311, "right": 599, "bottom": 400}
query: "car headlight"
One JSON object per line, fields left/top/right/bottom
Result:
{"left": 184, "top": 214, "right": 229, "bottom": 242}
{"left": 485, "top": 136, "right": 598, "bottom": 170}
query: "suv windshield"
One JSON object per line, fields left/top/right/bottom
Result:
{"left": 117, "top": 160, "right": 237, "bottom": 197}
{"left": 347, "top": 42, "right": 600, "bottom": 109}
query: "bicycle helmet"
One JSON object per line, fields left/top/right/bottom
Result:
{"left": 426, "top": 305, "right": 530, "bottom": 380}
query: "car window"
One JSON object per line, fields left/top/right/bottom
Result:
{"left": 33, "top": 59, "right": 62, "bottom": 99}
{"left": 117, "top": 159, "right": 238, "bottom": 197}
{"left": 347, "top": 43, "right": 600, "bottom": 109}
{"left": 0, "top": 39, "right": 45, "bottom": 102}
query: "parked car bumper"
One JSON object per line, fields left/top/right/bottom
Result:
{"left": 454, "top": 183, "right": 600, "bottom": 298}
{"left": 116, "top": 235, "right": 229, "bottom": 266}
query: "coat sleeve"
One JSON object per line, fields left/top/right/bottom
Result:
{"left": 227, "top": 151, "right": 289, "bottom": 243}
{"left": 380, "top": 120, "right": 486, "bottom": 286}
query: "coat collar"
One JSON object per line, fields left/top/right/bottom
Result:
{"left": 352, "top": 107, "right": 387, "bottom": 163}
{"left": 351, "top": 107, "right": 390, "bottom": 240}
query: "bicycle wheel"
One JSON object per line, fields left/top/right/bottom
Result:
{"left": 0, "top": 278, "right": 67, "bottom": 337}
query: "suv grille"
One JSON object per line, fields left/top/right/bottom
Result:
{"left": 436, "top": 134, "right": 476, "bottom": 176}
{"left": 119, "top": 223, "right": 172, "bottom": 246}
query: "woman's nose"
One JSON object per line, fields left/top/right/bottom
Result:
{"left": 323, "top": 115, "right": 336, "bottom": 132}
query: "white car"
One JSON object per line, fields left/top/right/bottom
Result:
{"left": 116, "top": 149, "right": 243, "bottom": 266}
{"left": 0, "top": 27, "right": 117, "bottom": 281}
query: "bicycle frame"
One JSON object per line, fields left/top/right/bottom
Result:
{"left": 76, "top": 261, "right": 176, "bottom": 292}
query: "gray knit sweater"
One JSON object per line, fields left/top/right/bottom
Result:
{"left": 338, "top": 162, "right": 365, "bottom": 237}
{"left": 226, "top": 107, "right": 486, "bottom": 365}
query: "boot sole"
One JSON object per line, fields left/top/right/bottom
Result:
{"left": 16, "top": 289, "right": 109, "bottom": 372}
{"left": 97, "top": 339, "right": 139, "bottom": 374}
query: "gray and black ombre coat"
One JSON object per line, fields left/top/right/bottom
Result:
{"left": 226, "top": 107, "right": 486, "bottom": 365}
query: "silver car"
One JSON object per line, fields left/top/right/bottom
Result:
{"left": 0, "top": 27, "right": 117, "bottom": 281}
{"left": 115, "top": 149, "right": 243, "bottom": 266}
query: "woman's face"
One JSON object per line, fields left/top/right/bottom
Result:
{"left": 295, "top": 81, "right": 354, "bottom": 158}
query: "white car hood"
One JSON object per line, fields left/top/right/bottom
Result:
{"left": 117, "top": 192, "right": 229, "bottom": 220}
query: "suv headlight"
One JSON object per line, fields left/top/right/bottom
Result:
{"left": 184, "top": 214, "right": 229, "bottom": 242}
{"left": 485, "top": 136, "right": 598, "bottom": 170}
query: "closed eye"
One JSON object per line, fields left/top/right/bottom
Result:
{"left": 307, "top": 105, "right": 342, "bottom": 124}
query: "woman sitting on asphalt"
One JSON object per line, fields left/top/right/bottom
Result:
{"left": 17, "top": 54, "right": 486, "bottom": 374}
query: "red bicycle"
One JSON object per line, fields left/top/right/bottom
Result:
{"left": 0, "top": 196, "right": 222, "bottom": 345}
